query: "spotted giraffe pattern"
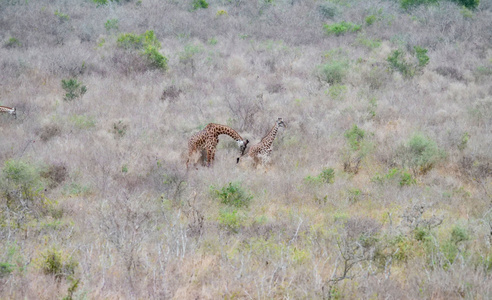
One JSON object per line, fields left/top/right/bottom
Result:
{"left": 0, "top": 106, "right": 16, "bottom": 119}
{"left": 243, "top": 118, "right": 285, "bottom": 166}
{"left": 187, "top": 123, "right": 249, "bottom": 168}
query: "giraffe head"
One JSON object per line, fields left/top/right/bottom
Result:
{"left": 12, "top": 107, "right": 16, "bottom": 119}
{"left": 276, "top": 118, "right": 285, "bottom": 128}
{"left": 237, "top": 139, "right": 249, "bottom": 156}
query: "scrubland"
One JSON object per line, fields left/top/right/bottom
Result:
{"left": 1, "top": 0, "right": 492, "bottom": 298}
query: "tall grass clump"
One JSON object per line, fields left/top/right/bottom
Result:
{"left": 116, "top": 30, "right": 168, "bottom": 71}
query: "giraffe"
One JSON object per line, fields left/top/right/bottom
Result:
{"left": 239, "top": 118, "right": 285, "bottom": 167}
{"left": 0, "top": 106, "right": 16, "bottom": 119}
{"left": 186, "top": 123, "right": 249, "bottom": 168}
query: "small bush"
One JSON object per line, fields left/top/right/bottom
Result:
{"left": 318, "top": 2, "right": 339, "bottom": 19}
{"left": 317, "top": 60, "right": 349, "bottom": 84}
{"left": 1, "top": 159, "right": 46, "bottom": 201}
{"left": 414, "top": 46, "right": 429, "bottom": 68}
{"left": 192, "top": 0, "right": 208, "bottom": 10}
{"left": 41, "top": 248, "right": 78, "bottom": 281}
{"left": 143, "top": 45, "right": 168, "bottom": 70}
{"left": 61, "top": 78, "right": 87, "bottom": 101}
{"left": 104, "top": 18, "right": 119, "bottom": 32}
{"left": 211, "top": 182, "right": 252, "bottom": 208}
{"left": 400, "top": 0, "right": 438, "bottom": 9}
{"left": 356, "top": 33, "right": 381, "bottom": 50}
{"left": 399, "top": 170, "right": 416, "bottom": 186}
{"left": 396, "top": 133, "right": 444, "bottom": 175}
{"left": 112, "top": 120, "right": 128, "bottom": 138}
{"left": 454, "top": 0, "right": 480, "bottom": 9}
{"left": 365, "top": 14, "right": 377, "bottom": 26}
{"left": 218, "top": 208, "right": 245, "bottom": 233}
{"left": 40, "top": 163, "right": 68, "bottom": 188}
{"left": 324, "top": 21, "right": 361, "bottom": 36}
{"left": 54, "top": 10, "right": 70, "bottom": 22}
{"left": 342, "top": 125, "right": 373, "bottom": 174}
{"left": 305, "top": 167, "right": 335, "bottom": 184}
{"left": 4, "top": 37, "right": 21, "bottom": 49}
{"left": 160, "top": 85, "right": 182, "bottom": 102}
{"left": 387, "top": 50, "right": 413, "bottom": 77}
{"left": 38, "top": 124, "right": 62, "bottom": 142}
{"left": 0, "top": 262, "right": 14, "bottom": 277}
{"left": 345, "top": 125, "right": 365, "bottom": 151}
{"left": 216, "top": 9, "right": 227, "bottom": 16}
{"left": 117, "top": 31, "right": 168, "bottom": 71}
{"left": 328, "top": 84, "right": 347, "bottom": 101}
{"left": 387, "top": 46, "right": 429, "bottom": 78}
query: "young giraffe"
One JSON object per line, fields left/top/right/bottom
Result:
{"left": 240, "top": 118, "right": 286, "bottom": 166}
{"left": 0, "top": 106, "right": 16, "bottom": 119}
{"left": 186, "top": 123, "right": 249, "bottom": 168}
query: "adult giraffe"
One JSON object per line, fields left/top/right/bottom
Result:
{"left": 186, "top": 123, "right": 249, "bottom": 168}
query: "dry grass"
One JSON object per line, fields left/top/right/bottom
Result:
{"left": 1, "top": 0, "right": 492, "bottom": 298}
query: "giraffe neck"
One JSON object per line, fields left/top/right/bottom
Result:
{"left": 260, "top": 123, "right": 279, "bottom": 147}
{"left": 213, "top": 124, "right": 244, "bottom": 141}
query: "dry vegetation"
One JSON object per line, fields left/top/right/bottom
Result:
{"left": 1, "top": 0, "right": 492, "bottom": 298}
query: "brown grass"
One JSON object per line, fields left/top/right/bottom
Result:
{"left": 1, "top": 0, "right": 492, "bottom": 298}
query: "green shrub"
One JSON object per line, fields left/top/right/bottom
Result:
{"left": 93, "top": 0, "right": 131, "bottom": 5}
{"left": 0, "top": 262, "right": 14, "bottom": 277}
{"left": 318, "top": 2, "right": 339, "bottom": 18}
{"left": 399, "top": 170, "right": 416, "bottom": 186}
{"left": 365, "top": 14, "right": 377, "bottom": 26}
{"left": 324, "top": 21, "right": 361, "bottom": 36}
{"left": 104, "top": 18, "right": 119, "bottom": 32}
{"left": 328, "top": 84, "right": 347, "bottom": 101}
{"left": 1, "top": 159, "right": 46, "bottom": 202}
{"left": 211, "top": 182, "right": 252, "bottom": 208}
{"left": 317, "top": 60, "right": 349, "bottom": 84}
{"left": 218, "top": 208, "right": 245, "bottom": 233}
{"left": 305, "top": 167, "right": 335, "bottom": 184}
{"left": 61, "top": 78, "right": 87, "bottom": 101}
{"left": 450, "top": 225, "right": 469, "bottom": 244}
{"left": 400, "top": 0, "right": 438, "bottom": 9}
{"left": 387, "top": 46, "right": 429, "bottom": 78}
{"left": 41, "top": 248, "right": 78, "bottom": 281}
{"left": 192, "top": 0, "right": 208, "bottom": 10}
{"left": 54, "top": 10, "right": 70, "bottom": 22}
{"left": 4, "top": 37, "right": 21, "bottom": 49}
{"left": 405, "top": 133, "right": 444, "bottom": 174}
{"left": 356, "top": 33, "right": 381, "bottom": 50}
{"left": 345, "top": 125, "right": 365, "bottom": 151}
{"left": 414, "top": 46, "right": 429, "bottom": 68}
{"left": 387, "top": 50, "right": 413, "bottom": 77}
{"left": 371, "top": 168, "right": 415, "bottom": 186}
{"left": 117, "top": 31, "right": 168, "bottom": 71}
{"left": 454, "top": 0, "right": 480, "bottom": 9}
{"left": 343, "top": 125, "right": 372, "bottom": 174}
